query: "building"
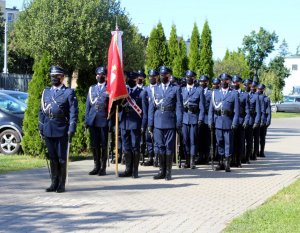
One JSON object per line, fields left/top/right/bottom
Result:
{"left": 284, "top": 55, "right": 300, "bottom": 95}
{"left": 5, "top": 6, "right": 19, "bottom": 23}
{"left": 0, "top": 1, "right": 5, "bottom": 13}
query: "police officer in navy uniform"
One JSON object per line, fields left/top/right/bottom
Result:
{"left": 257, "top": 84, "right": 271, "bottom": 157}
{"left": 232, "top": 75, "right": 250, "bottom": 167}
{"left": 212, "top": 77, "right": 221, "bottom": 90}
{"left": 243, "top": 79, "right": 261, "bottom": 163}
{"left": 252, "top": 81, "right": 264, "bottom": 160}
{"left": 137, "top": 70, "right": 146, "bottom": 89}
{"left": 39, "top": 65, "right": 78, "bottom": 193}
{"left": 208, "top": 73, "right": 239, "bottom": 172}
{"left": 119, "top": 72, "right": 148, "bottom": 178}
{"left": 148, "top": 66, "right": 183, "bottom": 180}
{"left": 181, "top": 70, "right": 205, "bottom": 169}
{"left": 143, "top": 69, "right": 159, "bottom": 167}
{"left": 85, "top": 67, "right": 109, "bottom": 176}
{"left": 197, "top": 75, "right": 212, "bottom": 164}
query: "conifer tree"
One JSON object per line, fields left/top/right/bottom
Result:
{"left": 199, "top": 20, "right": 214, "bottom": 79}
{"left": 173, "top": 37, "right": 188, "bottom": 77}
{"left": 22, "top": 52, "right": 51, "bottom": 156}
{"left": 168, "top": 24, "right": 179, "bottom": 68}
{"left": 156, "top": 22, "right": 169, "bottom": 67}
{"left": 188, "top": 23, "right": 200, "bottom": 72}
{"left": 145, "top": 27, "right": 160, "bottom": 71}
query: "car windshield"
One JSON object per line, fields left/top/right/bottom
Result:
{"left": 0, "top": 94, "right": 27, "bottom": 114}
{"left": 283, "top": 96, "right": 295, "bottom": 102}
{"left": 9, "top": 92, "right": 28, "bottom": 104}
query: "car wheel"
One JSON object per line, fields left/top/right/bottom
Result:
{"left": 0, "top": 129, "right": 21, "bottom": 155}
{"left": 271, "top": 105, "right": 277, "bottom": 112}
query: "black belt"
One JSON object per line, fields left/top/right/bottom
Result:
{"left": 124, "top": 107, "right": 133, "bottom": 113}
{"left": 215, "top": 110, "right": 233, "bottom": 117}
{"left": 184, "top": 106, "right": 199, "bottom": 113}
{"left": 46, "top": 113, "right": 66, "bottom": 119}
{"left": 240, "top": 111, "right": 246, "bottom": 117}
{"left": 157, "top": 106, "right": 175, "bottom": 112}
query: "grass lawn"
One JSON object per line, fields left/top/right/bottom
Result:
{"left": 272, "top": 112, "right": 300, "bottom": 118}
{"left": 0, "top": 155, "right": 46, "bottom": 174}
{"left": 224, "top": 178, "right": 300, "bottom": 233}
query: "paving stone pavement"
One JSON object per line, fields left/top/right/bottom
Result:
{"left": 1, "top": 117, "right": 300, "bottom": 233}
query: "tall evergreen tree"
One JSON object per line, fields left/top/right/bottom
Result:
{"left": 278, "top": 39, "right": 289, "bottom": 57}
{"left": 198, "top": 20, "right": 213, "bottom": 78}
{"left": 145, "top": 26, "right": 160, "bottom": 71}
{"left": 156, "top": 22, "right": 169, "bottom": 66}
{"left": 145, "top": 22, "right": 169, "bottom": 71}
{"left": 188, "top": 23, "right": 200, "bottom": 73}
{"left": 173, "top": 37, "right": 188, "bottom": 77}
{"left": 22, "top": 52, "right": 51, "bottom": 156}
{"left": 168, "top": 24, "right": 179, "bottom": 68}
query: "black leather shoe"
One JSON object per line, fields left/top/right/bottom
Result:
{"left": 119, "top": 170, "right": 132, "bottom": 177}
{"left": 98, "top": 169, "right": 106, "bottom": 176}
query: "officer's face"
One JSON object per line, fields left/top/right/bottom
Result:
{"left": 149, "top": 75, "right": 157, "bottom": 85}
{"left": 221, "top": 79, "right": 230, "bottom": 88}
{"left": 137, "top": 77, "right": 144, "bottom": 85}
{"left": 186, "top": 76, "right": 194, "bottom": 85}
{"left": 232, "top": 81, "right": 240, "bottom": 90}
{"left": 50, "top": 74, "right": 64, "bottom": 86}
{"left": 160, "top": 73, "right": 170, "bottom": 84}
{"left": 200, "top": 81, "right": 208, "bottom": 88}
{"left": 96, "top": 73, "right": 106, "bottom": 83}
{"left": 244, "top": 84, "right": 251, "bottom": 92}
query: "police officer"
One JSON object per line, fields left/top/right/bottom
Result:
{"left": 252, "top": 81, "right": 264, "bottom": 160}
{"left": 232, "top": 75, "right": 250, "bottom": 167}
{"left": 208, "top": 73, "right": 239, "bottom": 172}
{"left": 198, "top": 75, "right": 212, "bottom": 164}
{"left": 243, "top": 79, "right": 261, "bottom": 163}
{"left": 137, "top": 70, "right": 146, "bottom": 89}
{"left": 182, "top": 70, "right": 205, "bottom": 169}
{"left": 119, "top": 72, "right": 148, "bottom": 178}
{"left": 85, "top": 67, "right": 109, "bottom": 176}
{"left": 148, "top": 66, "right": 183, "bottom": 180}
{"left": 39, "top": 66, "right": 78, "bottom": 193}
{"left": 257, "top": 84, "right": 271, "bottom": 157}
{"left": 212, "top": 77, "right": 221, "bottom": 90}
{"left": 143, "top": 69, "right": 159, "bottom": 167}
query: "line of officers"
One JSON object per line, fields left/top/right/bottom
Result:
{"left": 85, "top": 65, "right": 271, "bottom": 181}
{"left": 39, "top": 65, "right": 271, "bottom": 193}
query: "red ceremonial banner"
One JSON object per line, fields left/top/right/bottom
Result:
{"left": 106, "top": 30, "right": 128, "bottom": 117}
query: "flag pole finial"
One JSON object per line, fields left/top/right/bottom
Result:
{"left": 115, "top": 16, "right": 119, "bottom": 31}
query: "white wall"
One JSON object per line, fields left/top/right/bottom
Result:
{"left": 284, "top": 56, "right": 300, "bottom": 95}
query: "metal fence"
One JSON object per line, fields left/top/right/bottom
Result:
{"left": 0, "top": 73, "right": 32, "bottom": 92}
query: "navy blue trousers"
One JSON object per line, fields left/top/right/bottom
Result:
{"left": 182, "top": 124, "right": 197, "bottom": 156}
{"left": 215, "top": 129, "right": 233, "bottom": 158}
{"left": 45, "top": 136, "right": 68, "bottom": 162}
{"left": 121, "top": 129, "right": 141, "bottom": 153}
{"left": 154, "top": 128, "right": 175, "bottom": 156}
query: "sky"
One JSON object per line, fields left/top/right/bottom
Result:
{"left": 7, "top": 0, "right": 300, "bottom": 61}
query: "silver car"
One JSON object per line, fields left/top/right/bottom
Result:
{"left": 271, "top": 95, "right": 300, "bottom": 113}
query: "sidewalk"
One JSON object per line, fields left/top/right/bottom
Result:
{"left": 0, "top": 118, "right": 300, "bottom": 233}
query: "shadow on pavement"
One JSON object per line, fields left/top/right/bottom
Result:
{"left": 0, "top": 204, "right": 159, "bottom": 232}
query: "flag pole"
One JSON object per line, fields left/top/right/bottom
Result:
{"left": 115, "top": 104, "right": 119, "bottom": 177}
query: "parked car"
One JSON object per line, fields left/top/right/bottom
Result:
{"left": 0, "top": 92, "right": 27, "bottom": 155}
{"left": 271, "top": 95, "right": 300, "bottom": 113}
{"left": 0, "top": 90, "right": 28, "bottom": 104}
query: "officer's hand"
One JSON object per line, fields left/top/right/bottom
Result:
{"left": 198, "top": 120, "right": 204, "bottom": 128}
{"left": 39, "top": 131, "right": 45, "bottom": 140}
{"left": 68, "top": 131, "right": 74, "bottom": 142}
{"left": 148, "top": 126, "right": 153, "bottom": 134}
{"left": 209, "top": 124, "right": 215, "bottom": 130}
{"left": 141, "top": 128, "right": 145, "bottom": 134}
{"left": 231, "top": 124, "right": 238, "bottom": 131}
{"left": 176, "top": 125, "right": 182, "bottom": 134}
{"left": 260, "top": 122, "right": 266, "bottom": 127}
{"left": 253, "top": 123, "right": 259, "bottom": 129}
{"left": 243, "top": 123, "right": 248, "bottom": 129}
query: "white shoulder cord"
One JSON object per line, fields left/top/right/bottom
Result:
{"left": 212, "top": 90, "right": 222, "bottom": 110}
{"left": 41, "top": 89, "right": 51, "bottom": 113}
{"left": 89, "top": 86, "right": 97, "bottom": 105}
